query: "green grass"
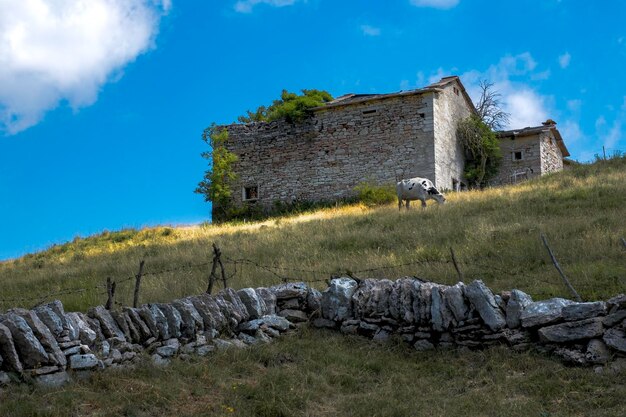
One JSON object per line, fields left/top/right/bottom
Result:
{"left": 1, "top": 157, "right": 625, "bottom": 312}
{"left": 1, "top": 157, "right": 625, "bottom": 415}
{"left": 1, "top": 328, "right": 624, "bottom": 417}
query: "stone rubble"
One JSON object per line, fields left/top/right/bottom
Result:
{"left": 0, "top": 277, "right": 624, "bottom": 388}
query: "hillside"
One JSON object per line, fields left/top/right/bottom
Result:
{"left": 1, "top": 157, "right": 625, "bottom": 417}
{"left": 1, "top": 156, "right": 625, "bottom": 313}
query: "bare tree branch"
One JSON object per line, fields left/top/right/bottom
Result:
{"left": 475, "top": 80, "right": 510, "bottom": 130}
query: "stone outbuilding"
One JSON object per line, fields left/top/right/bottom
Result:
{"left": 213, "top": 76, "right": 570, "bottom": 216}
{"left": 492, "top": 120, "right": 570, "bottom": 185}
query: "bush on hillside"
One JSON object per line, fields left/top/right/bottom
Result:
{"left": 238, "top": 89, "right": 333, "bottom": 124}
{"left": 354, "top": 182, "right": 397, "bottom": 207}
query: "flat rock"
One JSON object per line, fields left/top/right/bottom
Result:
{"left": 12, "top": 308, "right": 66, "bottom": 367}
{"left": 196, "top": 345, "right": 215, "bottom": 356}
{"left": 443, "top": 283, "right": 469, "bottom": 323}
{"left": 606, "top": 294, "right": 626, "bottom": 311}
{"left": 278, "top": 309, "right": 308, "bottom": 323}
{"left": 237, "top": 288, "right": 267, "bottom": 319}
{"left": 586, "top": 339, "right": 611, "bottom": 364}
{"left": 221, "top": 288, "right": 251, "bottom": 322}
{"left": 151, "top": 353, "right": 170, "bottom": 366}
{"left": 562, "top": 301, "right": 607, "bottom": 321}
{"left": 88, "top": 306, "right": 125, "bottom": 340}
{"left": 554, "top": 347, "right": 587, "bottom": 365}
{"left": 1, "top": 313, "right": 50, "bottom": 369}
{"left": 306, "top": 288, "right": 322, "bottom": 315}
{"left": 34, "top": 371, "right": 71, "bottom": 388}
{"left": 413, "top": 339, "right": 435, "bottom": 351}
{"left": 269, "top": 282, "right": 309, "bottom": 300}
{"left": 520, "top": 298, "right": 574, "bottom": 328}
{"left": 123, "top": 308, "right": 152, "bottom": 341}
{"left": 172, "top": 300, "right": 203, "bottom": 338}
{"left": 431, "top": 285, "right": 453, "bottom": 332}
{"left": 538, "top": 317, "right": 604, "bottom": 343}
{"left": 603, "top": 310, "right": 626, "bottom": 327}
{"left": 156, "top": 304, "right": 182, "bottom": 339}
{"left": 321, "top": 277, "right": 358, "bottom": 322}
{"left": 33, "top": 303, "right": 65, "bottom": 339}
{"left": 505, "top": 289, "right": 533, "bottom": 329}
{"left": 66, "top": 312, "right": 98, "bottom": 346}
{"left": 69, "top": 354, "right": 99, "bottom": 370}
{"left": 155, "top": 345, "right": 177, "bottom": 357}
{"left": 464, "top": 280, "right": 506, "bottom": 332}
{"left": 603, "top": 328, "right": 626, "bottom": 353}
{"left": 255, "top": 287, "right": 277, "bottom": 315}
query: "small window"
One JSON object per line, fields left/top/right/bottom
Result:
{"left": 362, "top": 109, "right": 377, "bottom": 115}
{"left": 453, "top": 87, "right": 459, "bottom": 96}
{"left": 419, "top": 112, "right": 425, "bottom": 118}
{"left": 243, "top": 186, "right": 258, "bottom": 201}
{"left": 513, "top": 151, "right": 523, "bottom": 161}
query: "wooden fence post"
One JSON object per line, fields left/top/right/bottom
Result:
{"left": 540, "top": 233, "right": 582, "bottom": 302}
{"left": 105, "top": 277, "right": 116, "bottom": 310}
{"left": 133, "top": 260, "right": 145, "bottom": 308}
{"left": 449, "top": 247, "right": 464, "bottom": 282}
{"left": 207, "top": 244, "right": 220, "bottom": 294}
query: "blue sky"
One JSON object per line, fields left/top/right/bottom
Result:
{"left": 1, "top": 0, "right": 625, "bottom": 260}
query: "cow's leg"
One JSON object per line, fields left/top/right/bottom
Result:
{"left": 406, "top": 200, "right": 410, "bottom": 210}
{"left": 421, "top": 199, "right": 427, "bottom": 209}
{"left": 398, "top": 197, "right": 403, "bottom": 211}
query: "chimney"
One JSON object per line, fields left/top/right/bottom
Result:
{"left": 542, "top": 119, "right": 557, "bottom": 126}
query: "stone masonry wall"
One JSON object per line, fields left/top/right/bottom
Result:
{"left": 433, "top": 83, "right": 473, "bottom": 190}
{"left": 1, "top": 278, "right": 624, "bottom": 388}
{"left": 541, "top": 132, "right": 564, "bottom": 174}
{"left": 491, "top": 134, "right": 543, "bottom": 186}
{"left": 218, "top": 93, "right": 437, "bottom": 214}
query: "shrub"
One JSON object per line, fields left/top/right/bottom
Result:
{"left": 238, "top": 89, "right": 333, "bottom": 124}
{"left": 354, "top": 182, "right": 397, "bottom": 206}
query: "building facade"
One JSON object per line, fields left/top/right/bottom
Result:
{"left": 213, "top": 76, "right": 569, "bottom": 216}
{"left": 491, "top": 121, "right": 570, "bottom": 185}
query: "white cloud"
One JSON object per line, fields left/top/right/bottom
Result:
{"left": 567, "top": 99, "right": 582, "bottom": 113}
{"left": 410, "top": 0, "right": 459, "bottom": 9}
{"left": 361, "top": 25, "right": 381, "bottom": 36}
{"left": 234, "top": 0, "right": 298, "bottom": 13}
{"left": 560, "top": 120, "right": 583, "bottom": 145}
{"left": 0, "top": 0, "right": 170, "bottom": 134}
{"left": 558, "top": 52, "right": 571, "bottom": 69}
{"left": 459, "top": 53, "right": 551, "bottom": 129}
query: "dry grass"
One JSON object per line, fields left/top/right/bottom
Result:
{"left": 1, "top": 328, "right": 625, "bottom": 417}
{"left": 0, "top": 158, "right": 625, "bottom": 416}
{"left": 1, "top": 157, "right": 625, "bottom": 312}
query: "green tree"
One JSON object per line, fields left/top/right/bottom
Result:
{"left": 195, "top": 124, "right": 238, "bottom": 220}
{"left": 238, "top": 89, "right": 333, "bottom": 124}
{"left": 457, "top": 115, "right": 502, "bottom": 188}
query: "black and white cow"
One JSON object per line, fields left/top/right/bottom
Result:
{"left": 396, "top": 177, "right": 446, "bottom": 210}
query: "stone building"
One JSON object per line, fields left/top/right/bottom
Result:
{"left": 492, "top": 120, "right": 570, "bottom": 185}
{"left": 213, "top": 76, "right": 569, "bottom": 216}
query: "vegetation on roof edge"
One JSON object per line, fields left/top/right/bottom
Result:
{"left": 237, "top": 89, "right": 333, "bottom": 124}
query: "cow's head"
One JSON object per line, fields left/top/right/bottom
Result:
{"left": 427, "top": 187, "right": 446, "bottom": 204}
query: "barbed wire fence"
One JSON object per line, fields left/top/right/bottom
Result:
{"left": 1, "top": 234, "right": 625, "bottom": 312}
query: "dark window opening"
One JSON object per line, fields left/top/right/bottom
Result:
{"left": 453, "top": 87, "right": 459, "bottom": 96}
{"left": 513, "top": 151, "right": 523, "bottom": 160}
{"left": 362, "top": 109, "right": 377, "bottom": 115}
{"left": 243, "top": 186, "right": 258, "bottom": 201}
{"left": 419, "top": 112, "right": 425, "bottom": 118}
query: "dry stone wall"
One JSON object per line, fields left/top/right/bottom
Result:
{"left": 1, "top": 278, "right": 624, "bottom": 388}
{"left": 313, "top": 278, "right": 626, "bottom": 367}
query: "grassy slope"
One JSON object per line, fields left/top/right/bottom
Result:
{"left": 0, "top": 157, "right": 625, "bottom": 416}
{"left": 1, "top": 157, "right": 625, "bottom": 312}
{"left": 1, "top": 329, "right": 625, "bottom": 417}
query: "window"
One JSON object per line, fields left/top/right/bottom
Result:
{"left": 362, "top": 109, "right": 377, "bottom": 115}
{"left": 453, "top": 87, "right": 459, "bottom": 96}
{"left": 512, "top": 151, "right": 524, "bottom": 161}
{"left": 419, "top": 112, "right": 425, "bottom": 118}
{"left": 243, "top": 186, "right": 258, "bottom": 201}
